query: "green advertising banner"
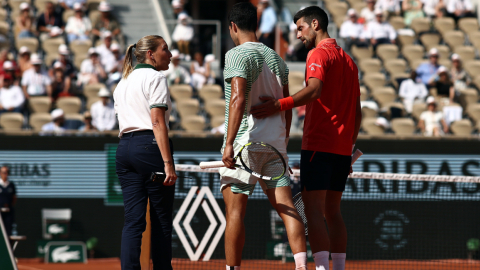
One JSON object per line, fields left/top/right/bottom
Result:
{"left": 44, "top": 241, "right": 87, "bottom": 263}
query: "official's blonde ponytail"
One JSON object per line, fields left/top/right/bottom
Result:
{"left": 121, "top": 35, "right": 164, "bottom": 79}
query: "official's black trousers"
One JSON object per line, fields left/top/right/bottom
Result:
{"left": 116, "top": 131, "right": 175, "bottom": 270}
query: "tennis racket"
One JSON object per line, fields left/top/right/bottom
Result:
{"left": 199, "top": 141, "right": 286, "bottom": 181}
{"left": 292, "top": 149, "right": 363, "bottom": 235}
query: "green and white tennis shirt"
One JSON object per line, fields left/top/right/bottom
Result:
{"left": 223, "top": 42, "right": 289, "bottom": 154}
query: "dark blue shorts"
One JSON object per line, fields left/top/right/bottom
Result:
{"left": 300, "top": 150, "right": 351, "bottom": 192}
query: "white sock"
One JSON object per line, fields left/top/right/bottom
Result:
{"left": 293, "top": 252, "right": 307, "bottom": 269}
{"left": 226, "top": 266, "right": 240, "bottom": 270}
{"left": 313, "top": 251, "right": 329, "bottom": 270}
{"left": 331, "top": 253, "right": 346, "bottom": 270}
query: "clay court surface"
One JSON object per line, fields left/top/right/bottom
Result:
{"left": 16, "top": 258, "right": 480, "bottom": 270}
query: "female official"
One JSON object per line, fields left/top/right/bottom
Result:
{"left": 114, "top": 35, "right": 176, "bottom": 270}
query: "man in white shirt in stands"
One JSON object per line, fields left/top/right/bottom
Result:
{"left": 447, "top": 0, "right": 475, "bottom": 21}
{"left": 399, "top": 71, "right": 428, "bottom": 113}
{"left": 21, "top": 54, "right": 52, "bottom": 99}
{"left": 42, "top": 108, "right": 66, "bottom": 133}
{"left": 78, "top": 48, "right": 107, "bottom": 87}
{"left": 91, "top": 87, "right": 116, "bottom": 131}
{"left": 375, "top": 0, "right": 401, "bottom": 16}
{"left": 363, "top": 9, "right": 397, "bottom": 50}
{"left": 361, "top": 0, "right": 377, "bottom": 24}
{"left": 96, "top": 31, "right": 116, "bottom": 73}
{"left": 0, "top": 74, "right": 24, "bottom": 114}
{"left": 340, "top": 9, "right": 368, "bottom": 53}
{"left": 162, "top": 49, "right": 191, "bottom": 86}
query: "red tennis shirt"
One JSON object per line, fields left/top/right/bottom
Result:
{"left": 302, "top": 38, "right": 360, "bottom": 156}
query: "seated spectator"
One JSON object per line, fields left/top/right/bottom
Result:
{"left": 447, "top": 0, "right": 475, "bottom": 21}
{"left": 18, "top": 46, "right": 32, "bottom": 75}
{"left": 79, "top": 111, "right": 97, "bottom": 131}
{"left": 402, "top": 0, "right": 425, "bottom": 26}
{"left": 363, "top": 9, "right": 397, "bottom": 49}
{"left": 78, "top": 48, "right": 107, "bottom": 87}
{"left": 92, "top": 2, "right": 121, "bottom": 44}
{"left": 340, "top": 9, "right": 368, "bottom": 53}
{"left": 65, "top": 3, "right": 91, "bottom": 43}
{"left": 21, "top": 54, "right": 52, "bottom": 99}
{"left": 399, "top": 71, "right": 428, "bottom": 113}
{"left": 42, "top": 108, "right": 66, "bottom": 132}
{"left": 450, "top": 53, "right": 471, "bottom": 91}
{"left": 416, "top": 48, "right": 441, "bottom": 86}
{"left": 258, "top": 0, "right": 277, "bottom": 49}
{"left": 51, "top": 61, "right": 72, "bottom": 100}
{"left": 16, "top": 2, "right": 35, "bottom": 39}
{"left": 0, "top": 74, "right": 25, "bottom": 114}
{"left": 49, "top": 44, "right": 76, "bottom": 79}
{"left": 286, "top": 23, "right": 305, "bottom": 61}
{"left": 172, "top": 14, "right": 194, "bottom": 57}
{"left": 163, "top": 49, "right": 191, "bottom": 86}
{"left": 96, "top": 31, "right": 116, "bottom": 73}
{"left": 424, "top": 0, "right": 448, "bottom": 18}
{"left": 36, "top": 1, "right": 65, "bottom": 41}
{"left": 59, "top": 0, "right": 86, "bottom": 10}
{"left": 429, "top": 66, "right": 455, "bottom": 103}
{"left": 106, "top": 43, "right": 124, "bottom": 86}
{"left": 375, "top": 0, "right": 401, "bottom": 17}
{"left": 90, "top": 88, "right": 116, "bottom": 131}
{"left": 360, "top": 0, "right": 377, "bottom": 24}
{"left": 172, "top": 0, "right": 188, "bottom": 18}
{"left": 190, "top": 52, "right": 213, "bottom": 90}
{"left": 1, "top": 61, "right": 20, "bottom": 88}
{"left": 418, "top": 96, "right": 448, "bottom": 136}
{"left": 375, "top": 117, "right": 390, "bottom": 131}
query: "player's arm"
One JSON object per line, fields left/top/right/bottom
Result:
{"left": 283, "top": 84, "right": 292, "bottom": 138}
{"left": 222, "top": 77, "right": 247, "bottom": 169}
{"left": 353, "top": 96, "right": 362, "bottom": 144}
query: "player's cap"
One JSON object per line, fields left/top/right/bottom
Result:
{"left": 31, "top": 54, "right": 43, "bottom": 65}
{"left": 172, "top": 0, "right": 182, "bottom": 8}
{"left": 3, "top": 73, "right": 12, "bottom": 81}
{"left": 73, "top": 2, "right": 83, "bottom": 11}
{"left": 98, "top": 88, "right": 111, "bottom": 97}
{"left": 374, "top": 9, "right": 383, "bottom": 16}
{"left": 20, "top": 2, "right": 30, "bottom": 11}
{"left": 110, "top": 43, "right": 120, "bottom": 52}
{"left": 88, "top": 47, "right": 99, "bottom": 55}
{"left": 451, "top": 53, "right": 460, "bottom": 61}
{"left": 51, "top": 109, "right": 65, "bottom": 120}
{"left": 3, "top": 61, "right": 14, "bottom": 70}
{"left": 426, "top": 96, "right": 436, "bottom": 105}
{"left": 178, "top": 13, "right": 188, "bottom": 21}
{"left": 428, "top": 48, "right": 439, "bottom": 56}
{"left": 348, "top": 8, "right": 357, "bottom": 17}
{"left": 98, "top": 1, "right": 112, "bottom": 12}
{"left": 103, "top": 30, "right": 112, "bottom": 39}
{"left": 205, "top": 54, "right": 215, "bottom": 63}
{"left": 53, "top": 61, "right": 64, "bottom": 70}
{"left": 19, "top": 46, "right": 30, "bottom": 55}
{"left": 58, "top": 44, "right": 69, "bottom": 55}
{"left": 437, "top": 66, "right": 448, "bottom": 74}
{"left": 171, "top": 49, "right": 180, "bottom": 59}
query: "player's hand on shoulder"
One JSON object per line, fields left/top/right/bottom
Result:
{"left": 250, "top": 96, "right": 280, "bottom": 119}
{"left": 222, "top": 144, "right": 236, "bottom": 169}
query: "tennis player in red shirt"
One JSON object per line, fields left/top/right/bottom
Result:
{"left": 251, "top": 6, "right": 362, "bottom": 270}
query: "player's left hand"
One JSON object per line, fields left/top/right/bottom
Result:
{"left": 250, "top": 96, "right": 280, "bottom": 119}
{"left": 222, "top": 144, "right": 236, "bottom": 170}
{"left": 349, "top": 165, "right": 353, "bottom": 175}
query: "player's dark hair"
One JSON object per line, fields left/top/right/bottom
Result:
{"left": 293, "top": 6, "right": 329, "bottom": 32}
{"left": 228, "top": 2, "right": 257, "bottom": 32}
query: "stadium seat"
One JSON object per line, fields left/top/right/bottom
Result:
{"left": 391, "top": 118, "right": 415, "bottom": 135}
{"left": 372, "top": 87, "right": 397, "bottom": 107}
{"left": 411, "top": 18, "right": 431, "bottom": 34}
{"left": 35, "top": 0, "right": 53, "bottom": 14}
{"left": 376, "top": 44, "right": 399, "bottom": 62}
{"left": 384, "top": 59, "right": 407, "bottom": 75}
{"left": 434, "top": 17, "right": 455, "bottom": 35}
{"left": 363, "top": 73, "right": 386, "bottom": 90}
{"left": 411, "top": 102, "right": 427, "bottom": 121}
{"left": 29, "top": 96, "right": 52, "bottom": 113}
{"left": 351, "top": 45, "right": 373, "bottom": 60}
{"left": 458, "top": 18, "right": 479, "bottom": 34}
{"left": 83, "top": 83, "right": 106, "bottom": 99}
{"left": 70, "top": 40, "right": 93, "bottom": 56}
{"left": 360, "top": 86, "right": 368, "bottom": 101}
{"left": 0, "top": 8, "right": 7, "bottom": 22}
{"left": 402, "top": 45, "right": 425, "bottom": 64}
{"left": 176, "top": 99, "right": 200, "bottom": 117}
{"left": 42, "top": 38, "right": 65, "bottom": 56}
{"left": 0, "top": 113, "right": 24, "bottom": 130}
{"left": 420, "top": 33, "right": 441, "bottom": 49}
{"left": 450, "top": 119, "right": 473, "bottom": 136}
{"left": 390, "top": 72, "right": 409, "bottom": 89}
{"left": 63, "top": 9, "right": 75, "bottom": 22}
{"left": 409, "top": 59, "right": 428, "bottom": 70}
{"left": 0, "top": 21, "right": 8, "bottom": 36}
{"left": 326, "top": 2, "right": 348, "bottom": 19}
{"left": 170, "top": 84, "right": 193, "bottom": 101}
{"left": 439, "top": 59, "right": 452, "bottom": 69}
{"left": 384, "top": 102, "right": 406, "bottom": 117}
{"left": 87, "top": 97, "right": 101, "bottom": 110}
{"left": 454, "top": 46, "right": 476, "bottom": 62}
{"left": 199, "top": 84, "right": 223, "bottom": 101}
{"left": 56, "top": 97, "right": 82, "bottom": 114}
{"left": 389, "top": 16, "right": 405, "bottom": 30}
{"left": 211, "top": 116, "right": 225, "bottom": 128}
{"left": 16, "top": 38, "right": 39, "bottom": 53}
{"left": 464, "top": 61, "right": 480, "bottom": 78}
{"left": 458, "top": 88, "right": 479, "bottom": 109}
{"left": 352, "top": 2, "right": 366, "bottom": 14}
{"left": 44, "top": 53, "right": 57, "bottom": 66}
{"left": 65, "top": 113, "right": 84, "bottom": 122}
{"left": 468, "top": 31, "right": 480, "bottom": 49}
{"left": 361, "top": 118, "right": 385, "bottom": 135}
{"left": 398, "top": 34, "right": 415, "bottom": 47}
{"left": 443, "top": 31, "right": 465, "bottom": 49}
{"left": 89, "top": 10, "right": 101, "bottom": 24}
{"left": 289, "top": 71, "right": 304, "bottom": 86}
{"left": 204, "top": 99, "right": 225, "bottom": 117}
{"left": 74, "top": 54, "right": 88, "bottom": 69}
{"left": 87, "top": 0, "right": 102, "bottom": 12}
{"left": 359, "top": 58, "right": 382, "bottom": 74}
{"left": 29, "top": 113, "right": 51, "bottom": 131}
{"left": 181, "top": 115, "right": 206, "bottom": 131}
{"left": 361, "top": 106, "right": 377, "bottom": 118}
{"left": 9, "top": 0, "right": 23, "bottom": 12}
{"left": 466, "top": 103, "right": 480, "bottom": 123}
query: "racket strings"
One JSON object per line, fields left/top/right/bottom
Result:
{"left": 241, "top": 144, "right": 284, "bottom": 178}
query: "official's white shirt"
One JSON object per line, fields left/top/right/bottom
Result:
{"left": 0, "top": 86, "right": 25, "bottom": 109}
{"left": 21, "top": 68, "right": 51, "bottom": 96}
{"left": 363, "top": 21, "right": 397, "bottom": 40}
{"left": 114, "top": 64, "right": 171, "bottom": 137}
{"left": 447, "top": 0, "right": 473, "bottom": 13}
{"left": 339, "top": 20, "right": 364, "bottom": 39}
{"left": 90, "top": 99, "right": 116, "bottom": 131}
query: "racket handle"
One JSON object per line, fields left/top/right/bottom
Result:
{"left": 351, "top": 149, "right": 363, "bottom": 165}
{"left": 199, "top": 161, "right": 225, "bottom": 169}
